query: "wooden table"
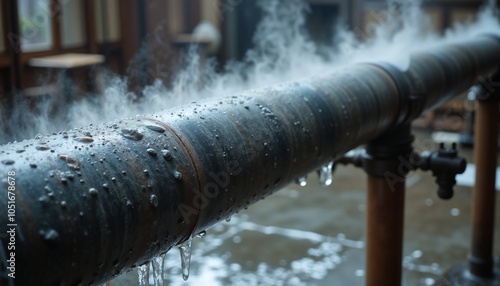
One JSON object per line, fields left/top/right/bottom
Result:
{"left": 28, "top": 53, "right": 105, "bottom": 102}
{"left": 28, "top": 53, "right": 105, "bottom": 69}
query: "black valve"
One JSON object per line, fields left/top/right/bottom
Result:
{"left": 337, "top": 142, "right": 467, "bottom": 200}
{"left": 418, "top": 143, "right": 467, "bottom": 200}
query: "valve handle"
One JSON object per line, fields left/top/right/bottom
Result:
{"left": 432, "top": 142, "right": 466, "bottom": 200}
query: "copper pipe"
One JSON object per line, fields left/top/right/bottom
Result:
{"left": 468, "top": 97, "right": 499, "bottom": 277}
{"left": 366, "top": 175, "right": 405, "bottom": 286}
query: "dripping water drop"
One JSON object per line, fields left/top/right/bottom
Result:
{"left": 177, "top": 238, "right": 193, "bottom": 281}
{"left": 295, "top": 176, "right": 307, "bottom": 187}
{"left": 319, "top": 161, "right": 334, "bottom": 187}
{"left": 137, "top": 263, "right": 149, "bottom": 286}
{"left": 151, "top": 254, "right": 165, "bottom": 286}
{"left": 196, "top": 230, "right": 207, "bottom": 238}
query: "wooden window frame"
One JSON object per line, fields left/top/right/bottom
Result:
{"left": 7, "top": 0, "right": 121, "bottom": 65}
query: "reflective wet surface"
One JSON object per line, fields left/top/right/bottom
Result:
{"left": 108, "top": 130, "right": 500, "bottom": 285}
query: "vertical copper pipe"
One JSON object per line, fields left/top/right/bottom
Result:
{"left": 366, "top": 175, "right": 405, "bottom": 286}
{"left": 468, "top": 98, "right": 499, "bottom": 277}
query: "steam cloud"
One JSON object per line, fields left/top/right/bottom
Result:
{"left": 1, "top": 0, "right": 499, "bottom": 144}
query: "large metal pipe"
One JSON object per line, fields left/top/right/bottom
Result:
{"left": 1, "top": 35, "right": 500, "bottom": 285}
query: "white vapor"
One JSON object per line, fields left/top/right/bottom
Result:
{"left": 1, "top": 0, "right": 499, "bottom": 144}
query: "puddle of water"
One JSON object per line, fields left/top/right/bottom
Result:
{"left": 112, "top": 214, "right": 443, "bottom": 286}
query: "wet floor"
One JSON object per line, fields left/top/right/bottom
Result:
{"left": 108, "top": 129, "right": 500, "bottom": 286}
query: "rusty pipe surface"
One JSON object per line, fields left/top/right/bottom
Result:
{"left": 0, "top": 36, "right": 500, "bottom": 285}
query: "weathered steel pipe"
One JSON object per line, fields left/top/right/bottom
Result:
{"left": 0, "top": 35, "right": 500, "bottom": 285}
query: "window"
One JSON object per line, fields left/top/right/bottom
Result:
{"left": 0, "top": 4, "right": 5, "bottom": 53}
{"left": 60, "top": 0, "right": 86, "bottom": 48}
{"left": 95, "top": 0, "right": 121, "bottom": 43}
{"left": 18, "top": 0, "right": 53, "bottom": 52}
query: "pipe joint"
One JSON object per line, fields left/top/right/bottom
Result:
{"left": 338, "top": 126, "right": 466, "bottom": 199}
{"left": 373, "top": 63, "right": 425, "bottom": 126}
{"left": 474, "top": 72, "right": 500, "bottom": 102}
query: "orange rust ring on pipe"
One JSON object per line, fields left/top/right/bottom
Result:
{"left": 136, "top": 117, "right": 205, "bottom": 243}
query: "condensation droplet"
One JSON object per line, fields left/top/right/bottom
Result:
{"left": 319, "top": 161, "right": 334, "bottom": 186}
{"left": 161, "top": 150, "right": 173, "bottom": 161}
{"left": 30, "top": 163, "right": 37, "bottom": 168}
{"left": 147, "top": 148, "right": 157, "bottom": 156}
{"left": 74, "top": 137, "right": 94, "bottom": 143}
{"left": 38, "top": 195, "right": 49, "bottom": 203}
{"left": 225, "top": 216, "right": 232, "bottom": 223}
{"left": 173, "top": 171, "right": 182, "bottom": 181}
{"left": 295, "top": 176, "right": 307, "bottom": 187}
{"left": 177, "top": 238, "right": 193, "bottom": 281}
{"left": 137, "top": 263, "right": 149, "bottom": 286}
{"left": 150, "top": 194, "right": 158, "bottom": 208}
{"left": 121, "top": 129, "right": 144, "bottom": 141}
{"left": 1, "top": 159, "right": 14, "bottom": 165}
{"left": 146, "top": 124, "right": 166, "bottom": 133}
{"left": 151, "top": 254, "right": 165, "bottom": 286}
{"left": 59, "top": 154, "right": 81, "bottom": 170}
{"left": 89, "top": 188, "right": 98, "bottom": 196}
{"left": 36, "top": 145, "right": 51, "bottom": 151}
{"left": 41, "top": 229, "right": 59, "bottom": 246}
